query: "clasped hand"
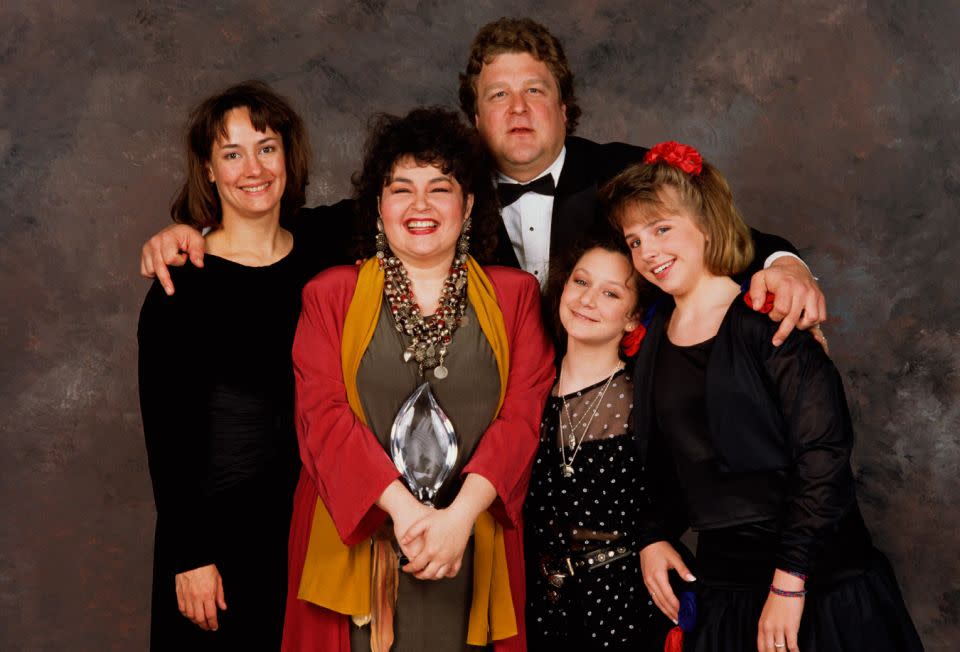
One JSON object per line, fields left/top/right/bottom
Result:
{"left": 396, "top": 504, "right": 474, "bottom": 580}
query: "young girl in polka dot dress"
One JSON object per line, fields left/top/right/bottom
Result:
{"left": 524, "top": 235, "right": 674, "bottom": 651}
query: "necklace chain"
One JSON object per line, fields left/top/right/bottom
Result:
{"left": 557, "top": 361, "right": 623, "bottom": 477}
{"left": 380, "top": 250, "right": 469, "bottom": 379}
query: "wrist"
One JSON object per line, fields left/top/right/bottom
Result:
{"left": 377, "top": 479, "right": 417, "bottom": 521}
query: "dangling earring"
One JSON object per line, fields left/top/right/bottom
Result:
{"left": 457, "top": 217, "right": 472, "bottom": 256}
{"left": 375, "top": 216, "right": 388, "bottom": 260}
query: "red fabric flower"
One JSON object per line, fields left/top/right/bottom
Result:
{"left": 643, "top": 141, "right": 704, "bottom": 176}
{"left": 619, "top": 323, "right": 647, "bottom": 357}
{"left": 743, "top": 291, "right": 776, "bottom": 314}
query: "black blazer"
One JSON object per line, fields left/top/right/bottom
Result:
{"left": 492, "top": 136, "right": 799, "bottom": 279}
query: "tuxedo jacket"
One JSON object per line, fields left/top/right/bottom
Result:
{"left": 491, "top": 136, "right": 798, "bottom": 279}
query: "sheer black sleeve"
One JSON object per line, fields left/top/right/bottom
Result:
{"left": 138, "top": 275, "right": 216, "bottom": 574}
{"left": 752, "top": 319, "right": 857, "bottom": 577}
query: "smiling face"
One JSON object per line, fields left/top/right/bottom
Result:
{"left": 379, "top": 157, "right": 475, "bottom": 269}
{"left": 206, "top": 107, "right": 286, "bottom": 222}
{"left": 559, "top": 247, "right": 640, "bottom": 349}
{"left": 473, "top": 51, "right": 567, "bottom": 182}
{"left": 620, "top": 186, "right": 710, "bottom": 299}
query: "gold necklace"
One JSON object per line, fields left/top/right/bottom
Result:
{"left": 557, "top": 362, "right": 623, "bottom": 478}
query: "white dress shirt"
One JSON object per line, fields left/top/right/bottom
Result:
{"left": 497, "top": 148, "right": 566, "bottom": 285}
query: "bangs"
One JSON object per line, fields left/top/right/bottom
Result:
{"left": 618, "top": 185, "right": 691, "bottom": 227}
{"left": 205, "top": 100, "right": 287, "bottom": 154}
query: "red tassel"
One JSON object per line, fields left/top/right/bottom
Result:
{"left": 664, "top": 625, "right": 684, "bottom": 652}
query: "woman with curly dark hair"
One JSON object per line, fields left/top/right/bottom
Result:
{"left": 282, "top": 106, "right": 555, "bottom": 652}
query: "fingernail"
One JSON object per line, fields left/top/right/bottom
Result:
{"left": 672, "top": 619, "right": 678, "bottom": 625}
{"left": 685, "top": 574, "right": 696, "bottom": 581}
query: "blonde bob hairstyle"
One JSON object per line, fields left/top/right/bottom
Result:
{"left": 602, "top": 160, "right": 754, "bottom": 277}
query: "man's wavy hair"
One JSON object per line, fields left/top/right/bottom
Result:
{"left": 170, "top": 80, "right": 309, "bottom": 229}
{"left": 352, "top": 106, "right": 499, "bottom": 262}
{"left": 458, "top": 17, "right": 581, "bottom": 133}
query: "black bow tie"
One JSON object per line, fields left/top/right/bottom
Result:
{"left": 497, "top": 175, "right": 556, "bottom": 207}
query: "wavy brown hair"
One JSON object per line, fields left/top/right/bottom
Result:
{"left": 351, "top": 106, "right": 499, "bottom": 262}
{"left": 602, "top": 160, "right": 755, "bottom": 277}
{"left": 458, "top": 16, "right": 581, "bottom": 134}
{"left": 170, "top": 80, "right": 310, "bottom": 229}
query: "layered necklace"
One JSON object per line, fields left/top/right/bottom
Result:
{"left": 380, "top": 250, "right": 469, "bottom": 380}
{"left": 557, "top": 361, "right": 624, "bottom": 478}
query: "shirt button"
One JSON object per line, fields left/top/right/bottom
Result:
{"left": 534, "top": 271, "right": 539, "bottom": 275}
{"left": 529, "top": 226, "right": 535, "bottom": 231}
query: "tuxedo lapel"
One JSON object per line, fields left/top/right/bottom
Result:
{"left": 492, "top": 218, "right": 521, "bottom": 268}
{"left": 550, "top": 137, "right": 602, "bottom": 260}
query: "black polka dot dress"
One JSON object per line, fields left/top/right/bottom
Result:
{"left": 524, "top": 369, "right": 672, "bottom": 651}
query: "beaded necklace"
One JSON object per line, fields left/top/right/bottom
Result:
{"left": 379, "top": 250, "right": 468, "bottom": 380}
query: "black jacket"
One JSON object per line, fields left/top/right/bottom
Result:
{"left": 632, "top": 295, "right": 871, "bottom": 577}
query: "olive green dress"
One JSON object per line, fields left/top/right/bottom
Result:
{"left": 351, "top": 301, "right": 500, "bottom": 651}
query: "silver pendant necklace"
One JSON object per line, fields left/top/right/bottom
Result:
{"left": 557, "top": 361, "right": 623, "bottom": 478}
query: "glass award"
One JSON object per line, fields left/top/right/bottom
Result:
{"left": 389, "top": 382, "right": 458, "bottom": 506}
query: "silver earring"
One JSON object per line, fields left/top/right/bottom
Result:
{"left": 376, "top": 217, "right": 387, "bottom": 259}
{"left": 457, "top": 217, "right": 472, "bottom": 255}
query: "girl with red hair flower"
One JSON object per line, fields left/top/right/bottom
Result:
{"left": 602, "top": 142, "right": 922, "bottom": 652}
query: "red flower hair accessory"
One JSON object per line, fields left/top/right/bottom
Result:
{"left": 619, "top": 323, "right": 647, "bottom": 357}
{"left": 643, "top": 141, "right": 704, "bottom": 176}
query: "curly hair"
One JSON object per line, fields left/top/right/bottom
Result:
{"left": 352, "top": 106, "right": 499, "bottom": 262}
{"left": 602, "top": 160, "right": 755, "bottom": 277}
{"left": 170, "top": 80, "right": 309, "bottom": 229}
{"left": 542, "top": 225, "right": 653, "bottom": 358}
{"left": 458, "top": 16, "right": 581, "bottom": 133}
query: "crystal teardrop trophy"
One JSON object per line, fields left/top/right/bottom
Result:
{"left": 389, "top": 382, "right": 458, "bottom": 506}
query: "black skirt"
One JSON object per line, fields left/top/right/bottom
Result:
{"left": 685, "top": 523, "right": 924, "bottom": 652}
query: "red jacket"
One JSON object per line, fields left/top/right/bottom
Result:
{"left": 283, "top": 264, "right": 554, "bottom": 651}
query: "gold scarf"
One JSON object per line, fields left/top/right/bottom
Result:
{"left": 297, "top": 257, "right": 517, "bottom": 647}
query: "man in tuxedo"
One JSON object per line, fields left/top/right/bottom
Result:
{"left": 458, "top": 17, "right": 823, "bottom": 340}
{"left": 141, "top": 17, "right": 824, "bottom": 341}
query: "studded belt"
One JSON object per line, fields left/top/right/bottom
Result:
{"left": 539, "top": 545, "right": 636, "bottom": 603}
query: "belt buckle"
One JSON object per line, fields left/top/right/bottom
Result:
{"left": 540, "top": 559, "right": 570, "bottom": 604}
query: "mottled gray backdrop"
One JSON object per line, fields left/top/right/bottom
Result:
{"left": 1, "top": 0, "right": 957, "bottom": 649}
